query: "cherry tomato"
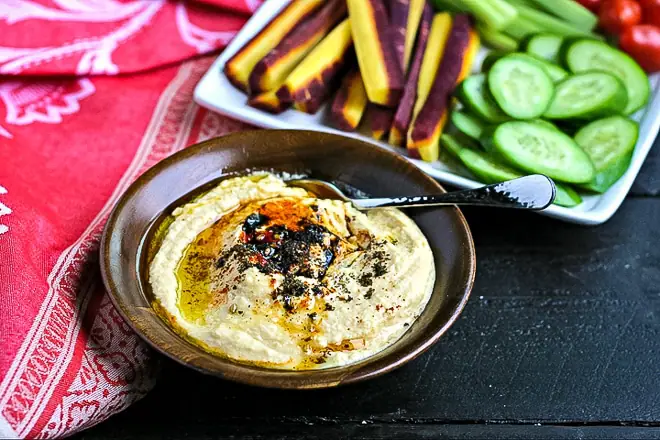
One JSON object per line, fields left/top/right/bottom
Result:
{"left": 637, "top": 0, "right": 660, "bottom": 27}
{"left": 576, "top": 0, "right": 603, "bottom": 12}
{"left": 638, "top": 0, "right": 659, "bottom": 8}
{"left": 619, "top": 24, "right": 660, "bottom": 71}
{"left": 599, "top": 0, "right": 642, "bottom": 35}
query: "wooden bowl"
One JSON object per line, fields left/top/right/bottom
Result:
{"left": 100, "top": 130, "right": 476, "bottom": 389}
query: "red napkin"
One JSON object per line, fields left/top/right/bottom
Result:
{"left": 0, "top": 1, "right": 256, "bottom": 437}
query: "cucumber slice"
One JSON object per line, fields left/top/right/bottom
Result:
{"left": 481, "top": 51, "right": 510, "bottom": 71}
{"left": 531, "top": 59, "right": 568, "bottom": 83}
{"left": 574, "top": 116, "right": 639, "bottom": 193}
{"left": 544, "top": 72, "right": 628, "bottom": 120}
{"left": 481, "top": 121, "right": 595, "bottom": 183}
{"left": 532, "top": 119, "right": 558, "bottom": 130}
{"left": 563, "top": 39, "right": 650, "bottom": 114}
{"left": 482, "top": 52, "right": 567, "bottom": 82}
{"left": 455, "top": 74, "right": 510, "bottom": 123}
{"left": 441, "top": 133, "right": 481, "bottom": 158}
{"left": 457, "top": 147, "right": 521, "bottom": 182}
{"left": 553, "top": 184, "right": 583, "bottom": 207}
{"left": 523, "top": 34, "right": 564, "bottom": 63}
{"left": 524, "top": 34, "right": 564, "bottom": 63}
{"left": 488, "top": 56, "right": 555, "bottom": 119}
{"left": 451, "top": 111, "right": 485, "bottom": 140}
{"left": 455, "top": 145, "right": 583, "bottom": 207}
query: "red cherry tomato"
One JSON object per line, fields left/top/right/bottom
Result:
{"left": 599, "top": 0, "right": 642, "bottom": 35}
{"left": 638, "top": 0, "right": 659, "bottom": 8}
{"left": 576, "top": 0, "right": 603, "bottom": 12}
{"left": 619, "top": 24, "right": 660, "bottom": 72}
{"left": 638, "top": 0, "right": 660, "bottom": 27}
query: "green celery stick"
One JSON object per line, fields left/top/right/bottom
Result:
{"left": 477, "top": 23, "right": 520, "bottom": 50}
{"left": 511, "top": 2, "right": 600, "bottom": 38}
{"left": 503, "top": 15, "right": 541, "bottom": 40}
{"left": 460, "top": 0, "right": 518, "bottom": 30}
{"left": 527, "top": 0, "right": 598, "bottom": 32}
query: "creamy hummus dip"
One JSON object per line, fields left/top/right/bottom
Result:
{"left": 149, "top": 174, "right": 435, "bottom": 369}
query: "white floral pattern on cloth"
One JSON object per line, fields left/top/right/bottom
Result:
{"left": 0, "top": 79, "right": 95, "bottom": 138}
{"left": 0, "top": 186, "right": 10, "bottom": 236}
{"left": 38, "top": 295, "right": 157, "bottom": 438}
{"left": 175, "top": 2, "right": 237, "bottom": 53}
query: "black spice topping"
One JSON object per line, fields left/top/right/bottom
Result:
{"left": 242, "top": 213, "right": 269, "bottom": 234}
{"left": 371, "top": 248, "right": 389, "bottom": 277}
{"left": 273, "top": 276, "right": 308, "bottom": 308}
{"left": 325, "top": 303, "right": 335, "bottom": 311}
{"left": 358, "top": 273, "right": 373, "bottom": 287}
{"left": 239, "top": 220, "right": 337, "bottom": 279}
{"left": 212, "top": 208, "right": 394, "bottom": 315}
{"left": 213, "top": 212, "right": 344, "bottom": 313}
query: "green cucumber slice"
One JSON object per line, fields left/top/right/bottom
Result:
{"left": 488, "top": 56, "right": 555, "bottom": 119}
{"left": 441, "top": 133, "right": 481, "bottom": 158}
{"left": 574, "top": 116, "right": 639, "bottom": 193}
{"left": 457, "top": 148, "right": 521, "bottom": 182}
{"left": 553, "top": 184, "right": 583, "bottom": 207}
{"left": 482, "top": 52, "right": 568, "bottom": 82}
{"left": 522, "top": 34, "right": 564, "bottom": 63}
{"left": 544, "top": 72, "right": 628, "bottom": 120}
{"left": 455, "top": 74, "right": 510, "bottom": 123}
{"left": 481, "top": 121, "right": 595, "bottom": 183}
{"left": 481, "top": 51, "right": 510, "bottom": 71}
{"left": 532, "top": 119, "right": 558, "bottom": 130}
{"left": 451, "top": 111, "right": 485, "bottom": 140}
{"left": 563, "top": 39, "right": 650, "bottom": 114}
{"left": 454, "top": 144, "right": 583, "bottom": 207}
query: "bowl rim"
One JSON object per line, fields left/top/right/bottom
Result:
{"left": 100, "top": 129, "right": 476, "bottom": 389}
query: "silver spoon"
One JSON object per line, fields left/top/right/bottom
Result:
{"left": 288, "top": 174, "right": 556, "bottom": 211}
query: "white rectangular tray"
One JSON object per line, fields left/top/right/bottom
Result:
{"left": 194, "top": 0, "right": 660, "bottom": 225}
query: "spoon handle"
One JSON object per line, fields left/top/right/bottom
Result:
{"left": 353, "top": 175, "right": 556, "bottom": 210}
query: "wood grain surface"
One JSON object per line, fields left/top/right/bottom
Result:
{"left": 76, "top": 138, "right": 660, "bottom": 440}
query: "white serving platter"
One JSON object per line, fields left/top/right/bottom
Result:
{"left": 194, "top": 0, "right": 660, "bottom": 225}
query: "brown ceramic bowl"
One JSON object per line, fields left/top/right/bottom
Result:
{"left": 100, "top": 129, "right": 475, "bottom": 389}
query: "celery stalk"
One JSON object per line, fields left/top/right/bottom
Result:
{"left": 477, "top": 23, "right": 519, "bottom": 51}
{"left": 502, "top": 15, "right": 541, "bottom": 40}
{"left": 528, "top": 0, "right": 598, "bottom": 32}
{"left": 511, "top": 2, "right": 600, "bottom": 38}
{"left": 505, "top": 0, "right": 535, "bottom": 6}
{"left": 459, "top": 0, "right": 518, "bottom": 30}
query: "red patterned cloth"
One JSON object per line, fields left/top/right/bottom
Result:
{"left": 0, "top": 1, "right": 255, "bottom": 437}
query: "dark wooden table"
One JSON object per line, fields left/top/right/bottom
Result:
{"left": 75, "top": 142, "right": 660, "bottom": 440}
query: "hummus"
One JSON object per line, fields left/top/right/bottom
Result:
{"left": 149, "top": 174, "right": 435, "bottom": 369}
